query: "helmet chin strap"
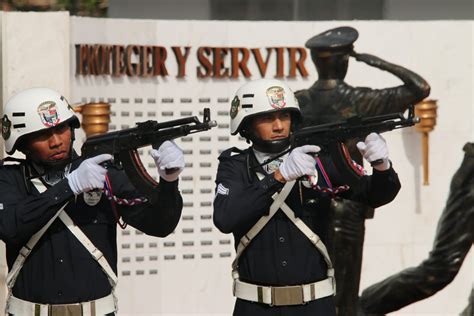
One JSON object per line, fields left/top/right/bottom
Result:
{"left": 35, "top": 157, "right": 71, "bottom": 172}
{"left": 250, "top": 135, "right": 290, "bottom": 154}
{"left": 31, "top": 159, "right": 72, "bottom": 186}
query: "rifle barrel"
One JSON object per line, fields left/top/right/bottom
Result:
{"left": 292, "top": 106, "right": 419, "bottom": 148}
{"left": 81, "top": 109, "right": 216, "bottom": 158}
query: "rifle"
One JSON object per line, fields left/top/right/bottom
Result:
{"left": 289, "top": 105, "right": 420, "bottom": 187}
{"left": 81, "top": 108, "right": 217, "bottom": 200}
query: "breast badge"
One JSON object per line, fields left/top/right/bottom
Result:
{"left": 83, "top": 190, "right": 102, "bottom": 206}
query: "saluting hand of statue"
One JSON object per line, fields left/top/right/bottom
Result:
{"left": 350, "top": 51, "right": 385, "bottom": 68}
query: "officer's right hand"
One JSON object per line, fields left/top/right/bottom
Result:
{"left": 278, "top": 145, "right": 320, "bottom": 182}
{"left": 66, "top": 154, "right": 113, "bottom": 194}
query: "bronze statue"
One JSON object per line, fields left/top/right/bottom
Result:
{"left": 359, "top": 142, "right": 474, "bottom": 315}
{"left": 295, "top": 26, "right": 430, "bottom": 315}
{"left": 461, "top": 288, "right": 473, "bottom": 316}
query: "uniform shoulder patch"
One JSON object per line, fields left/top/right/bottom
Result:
{"left": 216, "top": 183, "right": 229, "bottom": 196}
{"left": 219, "top": 147, "right": 244, "bottom": 158}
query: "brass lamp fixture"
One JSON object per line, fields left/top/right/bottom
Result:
{"left": 414, "top": 99, "right": 438, "bottom": 185}
{"left": 73, "top": 102, "right": 111, "bottom": 137}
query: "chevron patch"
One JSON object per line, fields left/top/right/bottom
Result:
{"left": 217, "top": 183, "right": 229, "bottom": 196}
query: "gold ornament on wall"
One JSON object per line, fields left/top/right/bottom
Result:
{"left": 73, "top": 102, "right": 111, "bottom": 137}
{"left": 414, "top": 99, "right": 438, "bottom": 185}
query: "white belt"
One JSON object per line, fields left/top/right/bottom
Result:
{"left": 7, "top": 293, "right": 116, "bottom": 316}
{"left": 233, "top": 277, "right": 334, "bottom": 306}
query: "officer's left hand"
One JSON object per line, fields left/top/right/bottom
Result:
{"left": 150, "top": 140, "right": 185, "bottom": 182}
{"left": 356, "top": 133, "right": 390, "bottom": 171}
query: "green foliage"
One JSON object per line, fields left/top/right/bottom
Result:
{"left": 7, "top": 0, "right": 108, "bottom": 17}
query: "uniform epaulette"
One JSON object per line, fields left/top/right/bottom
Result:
{"left": 218, "top": 147, "right": 247, "bottom": 161}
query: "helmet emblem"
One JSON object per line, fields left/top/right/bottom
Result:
{"left": 230, "top": 96, "right": 240, "bottom": 119}
{"left": 37, "top": 101, "right": 61, "bottom": 127}
{"left": 266, "top": 86, "right": 286, "bottom": 109}
{"left": 1, "top": 115, "right": 11, "bottom": 140}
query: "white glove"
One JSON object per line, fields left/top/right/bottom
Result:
{"left": 150, "top": 140, "right": 185, "bottom": 182}
{"left": 356, "top": 133, "right": 390, "bottom": 171}
{"left": 278, "top": 145, "right": 320, "bottom": 182}
{"left": 66, "top": 154, "right": 112, "bottom": 194}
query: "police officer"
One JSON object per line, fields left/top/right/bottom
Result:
{"left": 0, "top": 88, "right": 184, "bottom": 315}
{"left": 213, "top": 78, "right": 401, "bottom": 316}
{"left": 295, "top": 26, "right": 431, "bottom": 314}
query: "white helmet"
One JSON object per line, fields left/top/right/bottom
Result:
{"left": 230, "top": 78, "right": 301, "bottom": 135}
{"left": 1, "top": 87, "right": 79, "bottom": 155}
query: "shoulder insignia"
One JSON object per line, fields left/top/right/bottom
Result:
{"left": 219, "top": 147, "right": 248, "bottom": 162}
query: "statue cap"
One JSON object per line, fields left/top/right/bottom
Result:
{"left": 305, "top": 26, "right": 359, "bottom": 54}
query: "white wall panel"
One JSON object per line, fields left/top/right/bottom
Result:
{"left": 1, "top": 12, "right": 70, "bottom": 99}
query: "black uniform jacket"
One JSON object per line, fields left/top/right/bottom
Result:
{"left": 0, "top": 157, "right": 182, "bottom": 304}
{"left": 213, "top": 147, "right": 401, "bottom": 316}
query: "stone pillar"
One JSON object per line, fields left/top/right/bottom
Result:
{"left": 0, "top": 11, "right": 70, "bottom": 312}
